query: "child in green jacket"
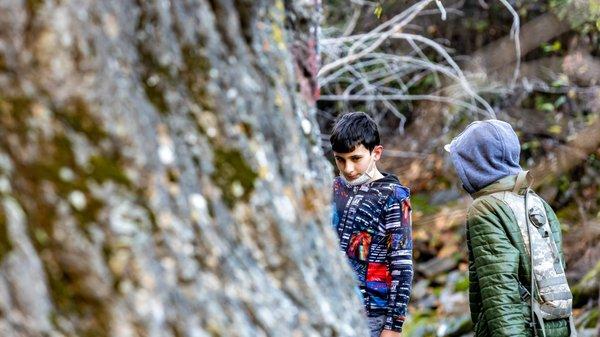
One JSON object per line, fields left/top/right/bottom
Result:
{"left": 446, "top": 120, "right": 575, "bottom": 337}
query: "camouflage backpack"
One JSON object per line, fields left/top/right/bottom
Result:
{"left": 487, "top": 171, "right": 576, "bottom": 337}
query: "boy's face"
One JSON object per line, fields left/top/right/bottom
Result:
{"left": 333, "top": 144, "right": 383, "bottom": 182}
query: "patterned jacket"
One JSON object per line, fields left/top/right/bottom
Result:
{"left": 332, "top": 173, "right": 413, "bottom": 332}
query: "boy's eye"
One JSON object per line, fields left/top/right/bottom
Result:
{"left": 351, "top": 157, "right": 362, "bottom": 161}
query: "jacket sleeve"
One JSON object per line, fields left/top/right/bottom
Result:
{"left": 467, "top": 199, "right": 527, "bottom": 337}
{"left": 383, "top": 191, "right": 413, "bottom": 332}
{"left": 466, "top": 227, "right": 483, "bottom": 325}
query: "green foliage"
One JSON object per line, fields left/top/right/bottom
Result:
{"left": 374, "top": 3, "right": 383, "bottom": 19}
{"left": 583, "top": 308, "right": 599, "bottom": 328}
{"left": 529, "top": 93, "right": 569, "bottom": 119}
{"left": 558, "top": 174, "right": 570, "bottom": 193}
{"left": 454, "top": 275, "right": 470, "bottom": 292}
{"left": 554, "top": 95, "right": 567, "bottom": 108}
{"left": 542, "top": 40, "right": 562, "bottom": 54}
{"left": 410, "top": 194, "right": 439, "bottom": 216}
{"left": 521, "top": 139, "right": 540, "bottom": 152}
{"left": 474, "top": 20, "right": 489, "bottom": 32}
{"left": 401, "top": 310, "right": 438, "bottom": 337}
{"left": 551, "top": 0, "right": 600, "bottom": 32}
{"left": 534, "top": 96, "right": 555, "bottom": 112}
{"left": 547, "top": 125, "right": 562, "bottom": 135}
{"left": 551, "top": 75, "right": 570, "bottom": 87}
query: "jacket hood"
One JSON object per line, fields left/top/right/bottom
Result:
{"left": 370, "top": 172, "right": 410, "bottom": 200}
{"left": 373, "top": 172, "right": 401, "bottom": 185}
{"left": 447, "top": 119, "right": 522, "bottom": 194}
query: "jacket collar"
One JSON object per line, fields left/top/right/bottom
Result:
{"left": 471, "top": 170, "right": 532, "bottom": 199}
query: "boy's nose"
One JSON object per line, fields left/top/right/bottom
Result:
{"left": 344, "top": 163, "right": 355, "bottom": 174}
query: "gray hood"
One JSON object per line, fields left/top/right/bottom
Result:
{"left": 447, "top": 119, "right": 522, "bottom": 194}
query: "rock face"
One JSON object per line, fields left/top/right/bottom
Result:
{"left": 0, "top": 0, "right": 366, "bottom": 336}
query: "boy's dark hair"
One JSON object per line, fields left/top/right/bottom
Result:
{"left": 330, "top": 112, "right": 380, "bottom": 153}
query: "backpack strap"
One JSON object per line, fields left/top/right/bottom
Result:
{"left": 532, "top": 300, "right": 548, "bottom": 337}
{"left": 513, "top": 170, "right": 530, "bottom": 194}
{"left": 524, "top": 186, "right": 543, "bottom": 337}
{"left": 569, "top": 315, "right": 578, "bottom": 337}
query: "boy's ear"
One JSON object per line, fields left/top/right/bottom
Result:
{"left": 372, "top": 145, "right": 383, "bottom": 161}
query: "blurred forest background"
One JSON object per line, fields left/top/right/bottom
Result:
{"left": 318, "top": 0, "right": 599, "bottom": 336}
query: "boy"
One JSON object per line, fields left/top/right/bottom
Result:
{"left": 330, "top": 112, "right": 413, "bottom": 337}
{"left": 446, "top": 120, "right": 576, "bottom": 337}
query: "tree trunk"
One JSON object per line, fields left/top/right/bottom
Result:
{"left": 0, "top": 1, "right": 366, "bottom": 336}
{"left": 532, "top": 116, "right": 600, "bottom": 188}
{"left": 468, "top": 12, "right": 571, "bottom": 74}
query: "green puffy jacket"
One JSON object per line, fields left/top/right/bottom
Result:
{"left": 467, "top": 174, "right": 571, "bottom": 337}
